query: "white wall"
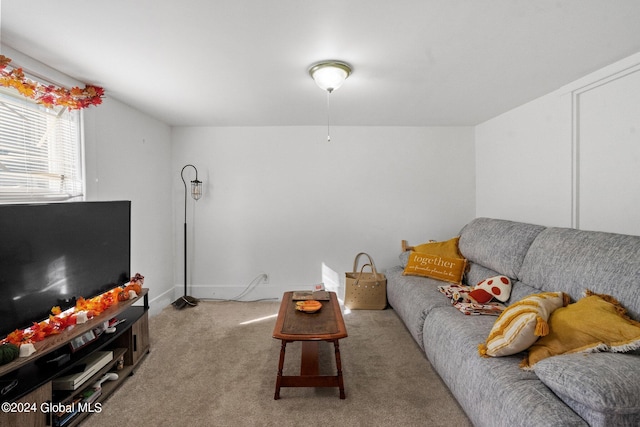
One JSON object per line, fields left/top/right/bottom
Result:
{"left": 84, "top": 98, "right": 174, "bottom": 315}
{"left": 475, "top": 90, "right": 573, "bottom": 227}
{"left": 476, "top": 52, "right": 640, "bottom": 234}
{"left": 171, "top": 126, "right": 475, "bottom": 301}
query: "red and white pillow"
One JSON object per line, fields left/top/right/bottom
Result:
{"left": 469, "top": 275, "right": 512, "bottom": 304}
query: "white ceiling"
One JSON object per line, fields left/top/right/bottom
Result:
{"left": 2, "top": 0, "right": 640, "bottom": 127}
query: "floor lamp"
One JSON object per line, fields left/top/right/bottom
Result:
{"left": 172, "top": 164, "right": 202, "bottom": 309}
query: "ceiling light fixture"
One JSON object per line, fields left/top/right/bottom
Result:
{"left": 309, "top": 61, "right": 352, "bottom": 93}
{"left": 309, "top": 60, "right": 352, "bottom": 142}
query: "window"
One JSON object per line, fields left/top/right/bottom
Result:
{"left": 0, "top": 85, "right": 84, "bottom": 202}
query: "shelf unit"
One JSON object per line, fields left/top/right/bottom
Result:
{"left": 0, "top": 289, "right": 150, "bottom": 427}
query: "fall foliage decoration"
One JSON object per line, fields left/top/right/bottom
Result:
{"left": 1, "top": 274, "right": 144, "bottom": 347}
{"left": 0, "top": 54, "right": 104, "bottom": 110}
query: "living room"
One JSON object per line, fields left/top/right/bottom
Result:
{"left": 1, "top": 2, "right": 640, "bottom": 425}
{"left": 3, "top": 2, "right": 638, "bottom": 313}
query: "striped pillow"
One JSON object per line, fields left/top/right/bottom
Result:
{"left": 479, "top": 291, "right": 569, "bottom": 357}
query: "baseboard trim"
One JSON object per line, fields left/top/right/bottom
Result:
{"left": 143, "top": 287, "right": 175, "bottom": 316}
{"left": 174, "top": 284, "right": 282, "bottom": 302}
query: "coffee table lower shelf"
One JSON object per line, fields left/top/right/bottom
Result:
{"left": 274, "top": 340, "right": 345, "bottom": 399}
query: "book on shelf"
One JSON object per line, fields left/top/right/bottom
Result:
{"left": 55, "top": 410, "right": 78, "bottom": 427}
{"left": 54, "top": 397, "right": 82, "bottom": 427}
{"left": 292, "top": 290, "right": 330, "bottom": 301}
{"left": 79, "top": 386, "right": 102, "bottom": 404}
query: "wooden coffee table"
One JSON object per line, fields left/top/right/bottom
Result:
{"left": 272, "top": 291, "right": 348, "bottom": 399}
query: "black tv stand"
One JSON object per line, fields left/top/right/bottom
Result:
{"left": 0, "top": 289, "right": 150, "bottom": 427}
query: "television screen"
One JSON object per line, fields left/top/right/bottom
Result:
{"left": 0, "top": 201, "right": 131, "bottom": 338}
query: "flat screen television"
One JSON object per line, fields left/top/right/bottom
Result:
{"left": 0, "top": 201, "right": 131, "bottom": 338}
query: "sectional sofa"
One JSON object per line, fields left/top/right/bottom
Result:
{"left": 386, "top": 217, "right": 640, "bottom": 426}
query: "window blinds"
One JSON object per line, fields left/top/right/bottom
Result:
{"left": 0, "top": 87, "right": 83, "bottom": 202}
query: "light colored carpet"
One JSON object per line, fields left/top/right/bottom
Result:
{"left": 82, "top": 300, "right": 471, "bottom": 427}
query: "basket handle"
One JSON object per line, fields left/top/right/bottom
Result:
{"left": 352, "top": 253, "right": 381, "bottom": 286}
{"left": 352, "top": 252, "right": 378, "bottom": 276}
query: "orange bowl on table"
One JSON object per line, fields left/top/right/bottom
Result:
{"left": 295, "top": 300, "right": 322, "bottom": 313}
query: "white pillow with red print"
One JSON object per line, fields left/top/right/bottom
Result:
{"left": 469, "top": 275, "right": 512, "bottom": 303}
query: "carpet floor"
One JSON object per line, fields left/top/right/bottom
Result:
{"left": 81, "top": 300, "right": 471, "bottom": 427}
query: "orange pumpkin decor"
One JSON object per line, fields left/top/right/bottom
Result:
{"left": 124, "top": 283, "right": 141, "bottom": 296}
{"left": 117, "top": 291, "right": 130, "bottom": 302}
{"left": 124, "top": 273, "right": 144, "bottom": 296}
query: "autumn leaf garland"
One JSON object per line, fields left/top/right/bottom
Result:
{"left": 1, "top": 288, "right": 121, "bottom": 346}
{"left": 1, "top": 274, "right": 144, "bottom": 347}
{"left": 0, "top": 54, "right": 104, "bottom": 110}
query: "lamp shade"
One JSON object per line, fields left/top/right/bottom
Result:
{"left": 191, "top": 179, "right": 202, "bottom": 200}
{"left": 309, "top": 61, "right": 352, "bottom": 93}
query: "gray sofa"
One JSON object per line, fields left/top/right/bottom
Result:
{"left": 386, "top": 217, "right": 640, "bottom": 427}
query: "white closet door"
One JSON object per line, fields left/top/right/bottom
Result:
{"left": 577, "top": 68, "right": 640, "bottom": 236}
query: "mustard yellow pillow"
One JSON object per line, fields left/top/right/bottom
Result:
{"left": 521, "top": 291, "right": 640, "bottom": 369}
{"left": 402, "top": 237, "right": 466, "bottom": 284}
{"left": 479, "top": 292, "right": 569, "bottom": 358}
{"left": 412, "top": 236, "right": 463, "bottom": 258}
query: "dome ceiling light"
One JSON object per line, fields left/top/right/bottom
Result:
{"left": 309, "top": 61, "right": 352, "bottom": 93}
{"left": 308, "top": 60, "right": 352, "bottom": 142}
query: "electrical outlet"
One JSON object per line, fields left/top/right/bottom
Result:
{"left": 263, "top": 273, "right": 269, "bottom": 284}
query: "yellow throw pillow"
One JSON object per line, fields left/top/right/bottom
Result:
{"left": 402, "top": 237, "right": 466, "bottom": 284}
{"left": 412, "top": 236, "right": 463, "bottom": 258}
{"left": 479, "top": 291, "right": 569, "bottom": 358}
{"left": 521, "top": 291, "right": 640, "bottom": 369}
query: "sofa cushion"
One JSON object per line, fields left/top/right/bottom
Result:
{"left": 385, "top": 265, "right": 453, "bottom": 350}
{"left": 464, "top": 262, "right": 502, "bottom": 290}
{"left": 518, "top": 227, "right": 640, "bottom": 320}
{"left": 422, "top": 306, "right": 589, "bottom": 427}
{"left": 534, "top": 353, "right": 640, "bottom": 427}
{"left": 508, "top": 280, "right": 544, "bottom": 305}
{"left": 523, "top": 293, "right": 640, "bottom": 368}
{"left": 458, "top": 218, "right": 545, "bottom": 280}
{"left": 479, "top": 292, "right": 568, "bottom": 357}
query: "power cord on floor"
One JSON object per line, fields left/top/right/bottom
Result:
{"left": 200, "top": 273, "right": 278, "bottom": 302}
